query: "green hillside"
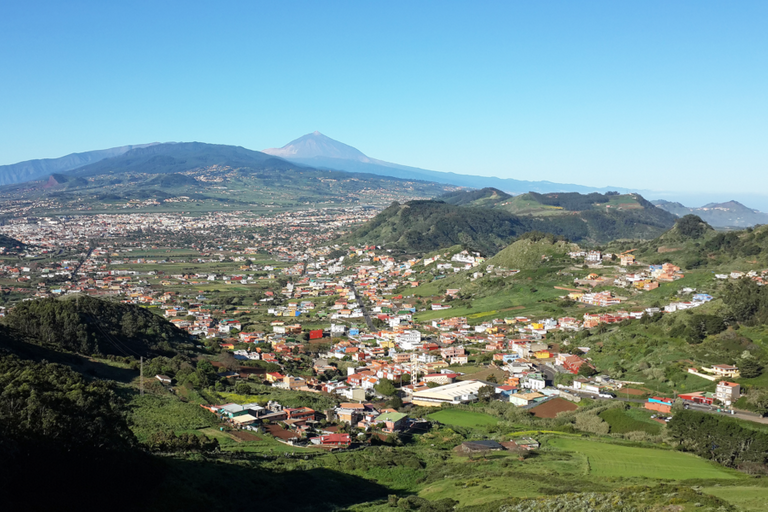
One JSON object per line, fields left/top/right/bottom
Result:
{"left": 486, "top": 236, "right": 577, "bottom": 270}
{"left": 3, "top": 296, "right": 192, "bottom": 357}
{"left": 607, "top": 215, "right": 768, "bottom": 270}
{"left": 439, "top": 187, "right": 512, "bottom": 207}
{"left": 0, "top": 234, "right": 25, "bottom": 251}
{"left": 344, "top": 195, "right": 676, "bottom": 255}
{"left": 343, "top": 200, "right": 535, "bottom": 255}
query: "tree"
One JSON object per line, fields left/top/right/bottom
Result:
{"left": 722, "top": 278, "right": 768, "bottom": 324}
{"left": 485, "top": 373, "right": 498, "bottom": 383}
{"left": 746, "top": 389, "right": 768, "bottom": 415}
{"left": 577, "top": 363, "right": 596, "bottom": 377}
{"left": 375, "top": 378, "right": 397, "bottom": 397}
{"left": 554, "top": 373, "right": 575, "bottom": 386}
{"left": 235, "top": 381, "right": 251, "bottom": 395}
{"left": 740, "top": 358, "right": 764, "bottom": 379}
{"left": 217, "top": 351, "right": 239, "bottom": 371}
{"left": 477, "top": 385, "right": 496, "bottom": 402}
{"left": 676, "top": 215, "right": 710, "bottom": 239}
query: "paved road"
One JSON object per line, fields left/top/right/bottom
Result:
{"left": 71, "top": 246, "right": 94, "bottom": 276}
{"left": 575, "top": 390, "right": 768, "bottom": 425}
{"left": 348, "top": 281, "right": 374, "bottom": 331}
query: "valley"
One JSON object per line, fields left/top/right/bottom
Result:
{"left": 3, "top": 167, "right": 768, "bottom": 510}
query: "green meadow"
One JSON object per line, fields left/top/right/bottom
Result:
{"left": 426, "top": 409, "right": 499, "bottom": 428}
{"left": 547, "top": 437, "right": 741, "bottom": 480}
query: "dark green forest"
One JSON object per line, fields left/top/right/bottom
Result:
{"left": 345, "top": 198, "right": 676, "bottom": 255}
{"left": 4, "top": 296, "right": 189, "bottom": 357}
{"left": 668, "top": 409, "right": 768, "bottom": 472}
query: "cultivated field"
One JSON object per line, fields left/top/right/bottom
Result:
{"left": 548, "top": 437, "right": 741, "bottom": 480}
{"left": 426, "top": 409, "right": 499, "bottom": 428}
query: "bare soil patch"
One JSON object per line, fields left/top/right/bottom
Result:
{"left": 230, "top": 430, "right": 261, "bottom": 442}
{"left": 529, "top": 397, "right": 578, "bottom": 418}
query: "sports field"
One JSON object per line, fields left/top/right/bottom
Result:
{"left": 548, "top": 437, "right": 741, "bottom": 480}
{"left": 426, "top": 409, "right": 498, "bottom": 428}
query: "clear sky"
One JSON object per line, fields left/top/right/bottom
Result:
{"left": 1, "top": 1, "right": 766, "bottom": 195}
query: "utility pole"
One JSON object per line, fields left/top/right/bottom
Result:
{"left": 140, "top": 356, "right": 144, "bottom": 396}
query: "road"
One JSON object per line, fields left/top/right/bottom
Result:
{"left": 347, "top": 281, "right": 374, "bottom": 331}
{"left": 569, "top": 389, "right": 768, "bottom": 425}
{"left": 71, "top": 246, "right": 94, "bottom": 277}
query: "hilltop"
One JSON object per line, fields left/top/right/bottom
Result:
{"left": 486, "top": 236, "right": 577, "bottom": 270}
{"left": 345, "top": 192, "right": 677, "bottom": 255}
{"left": 606, "top": 214, "right": 768, "bottom": 270}
{"left": 264, "top": 132, "right": 635, "bottom": 195}
{"left": 0, "top": 234, "right": 25, "bottom": 251}
{"left": 439, "top": 187, "right": 512, "bottom": 207}
{"left": 343, "top": 200, "right": 533, "bottom": 255}
{"left": 2, "top": 295, "right": 192, "bottom": 358}
{"left": 654, "top": 199, "right": 768, "bottom": 228}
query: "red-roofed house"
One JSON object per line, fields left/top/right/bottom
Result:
{"left": 310, "top": 433, "right": 351, "bottom": 447}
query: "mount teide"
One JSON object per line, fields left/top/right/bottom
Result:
{"left": 263, "top": 132, "right": 633, "bottom": 195}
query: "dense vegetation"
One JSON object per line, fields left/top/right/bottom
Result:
{"left": 0, "top": 233, "right": 25, "bottom": 251}
{"left": 346, "top": 195, "right": 676, "bottom": 255}
{"left": 0, "top": 350, "right": 136, "bottom": 453}
{"left": 608, "top": 215, "right": 768, "bottom": 269}
{"left": 3, "top": 296, "right": 189, "bottom": 357}
{"left": 527, "top": 191, "right": 617, "bottom": 211}
{"left": 668, "top": 409, "right": 768, "bottom": 473}
{"left": 439, "top": 187, "right": 512, "bottom": 206}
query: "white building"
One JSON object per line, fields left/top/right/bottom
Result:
{"left": 395, "top": 330, "right": 421, "bottom": 346}
{"left": 715, "top": 381, "right": 740, "bottom": 405}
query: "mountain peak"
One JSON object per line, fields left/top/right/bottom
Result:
{"left": 263, "top": 132, "right": 371, "bottom": 162}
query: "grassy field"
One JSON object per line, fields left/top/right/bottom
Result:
{"left": 426, "top": 409, "right": 499, "bottom": 428}
{"left": 447, "top": 365, "right": 484, "bottom": 375}
{"left": 127, "top": 393, "right": 217, "bottom": 442}
{"left": 548, "top": 437, "right": 741, "bottom": 480}
{"left": 599, "top": 407, "right": 661, "bottom": 435}
{"left": 701, "top": 485, "right": 768, "bottom": 511}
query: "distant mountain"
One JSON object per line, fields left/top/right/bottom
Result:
{"left": 0, "top": 144, "right": 159, "bottom": 186}
{"left": 652, "top": 199, "right": 768, "bottom": 228}
{"left": 264, "top": 132, "right": 635, "bottom": 195}
{"left": 70, "top": 142, "right": 296, "bottom": 177}
{"left": 0, "top": 141, "right": 455, "bottom": 210}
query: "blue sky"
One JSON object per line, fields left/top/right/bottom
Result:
{"left": 1, "top": 1, "right": 766, "bottom": 196}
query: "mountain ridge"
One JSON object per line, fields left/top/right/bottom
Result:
{"left": 0, "top": 143, "right": 160, "bottom": 186}
{"left": 652, "top": 199, "right": 768, "bottom": 228}
{"left": 264, "top": 132, "right": 637, "bottom": 195}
